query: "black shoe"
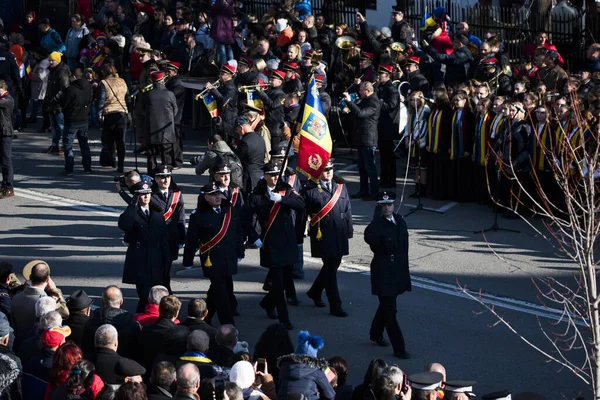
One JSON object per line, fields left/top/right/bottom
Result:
{"left": 330, "top": 309, "right": 348, "bottom": 317}
{"left": 307, "top": 291, "right": 326, "bottom": 307}
{"left": 370, "top": 336, "right": 390, "bottom": 347}
{"left": 265, "top": 308, "right": 278, "bottom": 319}
{"left": 61, "top": 170, "right": 74, "bottom": 177}
{"left": 282, "top": 321, "right": 294, "bottom": 330}
{"left": 394, "top": 351, "right": 411, "bottom": 359}
{"left": 351, "top": 192, "right": 366, "bottom": 199}
{"left": 287, "top": 297, "right": 300, "bottom": 306}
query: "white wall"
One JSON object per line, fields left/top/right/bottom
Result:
{"left": 365, "top": 0, "right": 395, "bottom": 31}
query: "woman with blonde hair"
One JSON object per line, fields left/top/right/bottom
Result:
{"left": 98, "top": 64, "right": 130, "bottom": 173}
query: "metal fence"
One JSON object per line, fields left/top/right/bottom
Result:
{"left": 243, "top": 0, "right": 361, "bottom": 27}
{"left": 405, "top": 0, "right": 599, "bottom": 69}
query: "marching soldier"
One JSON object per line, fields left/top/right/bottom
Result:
{"left": 183, "top": 182, "right": 244, "bottom": 325}
{"left": 304, "top": 159, "right": 353, "bottom": 317}
{"left": 165, "top": 61, "right": 186, "bottom": 168}
{"left": 211, "top": 163, "right": 244, "bottom": 211}
{"left": 205, "top": 63, "right": 238, "bottom": 145}
{"left": 118, "top": 181, "right": 171, "bottom": 312}
{"left": 145, "top": 71, "right": 178, "bottom": 174}
{"left": 243, "top": 161, "right": 305, "bottom": 330}
{"left": 133, "top": 59, "right": 155, "bottom": 154}
{"left": 376, "top": 64, "right": 400, "bottom": 188}
{"left": 151, "top": 165, "right": 186, "bottom": 292}
{"left": 255, "top": 70, "right": 286, "bottom": 148}
{"left": 364, "top": 191, "right": 411, "bottom": 359}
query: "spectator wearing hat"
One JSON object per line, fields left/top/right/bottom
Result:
{"left": 42, "top": 50, "right": 69, "bottom": 155}
{"left": 165, "top": 61, "right": 185, "bottom": 167}
{"left": 38, "top": 18, "right": 66, "bottom": 54}
{"left": 118, "top": 180, "right": 171, "bottom": 313}
{"left": 405, "top": 56, "right": 430, "bottom": 97}
{"left": 422, "top": 33, "right": 473, "bottom": 85}
{"left": 276, "top": 19, "right": 294, "bottom": 49}
{"left": 390, "top": 8, "right": 410, "bottom": 43}
{"left": 24, "top": 325, "right": 71, "bottom": 382}
{"left": 12, "top": 260, "right": 69, "bottom": 338}
{"left": 64, "top": 290, "right": 93, "bottom": 347}
{"left": 183, "top": 181, "right": 244, "bottom": 325}
{"left": 234, "top": 116, "right": 266, "bottom": 194}
{"left": 151, "top": 165, "right": 186, "bottom": 287}
{"left": 278, "top": 331, "right": 335, "bottom": 400}
{"left": 144, "top": 70, "right": 178, "bottom": 174}
{"left": 205, "top": 63, "right": 239, "bottom": 145}
{"left": 243, "top": 162, "right": 305, "bottom": 329}
{"left": 364, "top": 191, "right": 411, "bottom": 359}
{"left": 255, "top": 69, "right": 286, "bottom": 148}
{"left": 539, "top": 50, "right": 568, "bottom": 93}
{"left": 376, "top": 64, "right": 400, "bottom": 189}
{"left": 229, "top": 360, "right": 276, "bottom": 400}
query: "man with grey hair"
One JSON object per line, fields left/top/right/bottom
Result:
{"left": 134, "top": 285, "right": 174, "bottom": 327}
{"left": 88, "top": 324, "right": 124, "bottom": 386}
{"left": 381, "top": 366, "right": 411, "bottom": 399}
{"left": 178, "top": 330, "right": 215, "bottom": 378}
{"left": 148, "top": 361, "right": 176, "bottom": 398}
{"left": 82, "top": 285, "right": 141, "bottom": 358}
{"left": 17, "top": 310, "right": 62, "bottom": 364}
{"left": 225, "top": 382, "right": 243, "bottom": 400}
{"left": 174, "top": 363, "right": 200, "bottom": 399}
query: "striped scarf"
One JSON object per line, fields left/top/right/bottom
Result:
{"left": 532, "top": 123, "right": 551, "bottom": 171}
{"left": 427, "top": 107, "right": 443, "bottom": 153}
{"left": 473, "top": 113, "right": 491, "bottom": 166}
{"left": 450, "top": 109, "right": 465, "bottom": 160}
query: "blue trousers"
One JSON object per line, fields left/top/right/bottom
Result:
{"left": 62, "top": 123, "right": 91, "bottom": 173}
{"left": 357, "top": 146, "right": 379, "bottom": 195}
{"left": 50, "top": 112, "right": 64, "bottom": 147}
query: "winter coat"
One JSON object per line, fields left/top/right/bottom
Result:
{"left": 43, "top": 62, "right": 70, "bottom": 114}
{"left": 81, "top": 307, "right": 141, "bottom": 359}
{"left": 183, "top": 197, "right": 244, "bottom": 275}
{"left": 210, "top": 79, "right": 238, "bottom": 134}
{"left": 134, "top": 303, "right": 180, "bottom": 327}
{"left": 85, "top": 348, "right": 123, "bottom": 385}
{"left": 59, "top": 79, "right": 93, "bottom": 125}
{"left": 277, "top": 354, "right": 336, "bottom": 400}
{"left": 194, "top": 140, "right": 243, "bottom": 184}
{"left": 407, "top": 70, "right": 430, "bottom": 97}
{"left": 139, "top": 317, "right": 190, "bottom": 371}
{"left": 303, "top": 179, "right": 352, "bottom": 258}
{"left": 347, "top": 94, "right": 381, "bottom": 147}
{"left": 0, "top": 47, "right": 22, "bottom": 97}
{"left": 210, "top": 0, "right": 235, "bottom": 45}
{"left": 0, "top": 346, "right": 22, "bottom": 400}
{"left": 65, "top": 25, "right": 90, "bottom": 59}
{"left": 40, "top": 28, "right": 66, "bottom": 54}
{"left": 166, "top": 76, "right": 185, "bottom": 125}
{"left": 423, "top": 45, "right": 473, "bottom": 84}
{"left": 377, "top": 80, "right": 400, "bottom": 141}
{"left": 0, "top": 93, "right": 14, "bottom": 138}
{"left": 364, "top": 213, "right": 411, "bottom": 296}
{"left": 235, "top": 131, "right": 266, "bottom": 193}
{"left": 256, "top": 87, "right": 285, "bottom": 138}
{"left": 64, "top": 312, "right": 89, "bottom": 348}
{"left": 150, "top": 182, "right": 186, "bottom": 261}
{"left": 30, "top": 59, "right": 50, "bottom": 100}
{"left": 143, "top": 85, "right": 178, "bottom": 145}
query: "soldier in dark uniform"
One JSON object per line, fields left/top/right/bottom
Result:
{"left": 150, "top": 165, "right": 186, "bottom": 292}
{"left": 405, "top": 56, "right": 430, "bottom": 97}
{"left": 376, "top": 64, "right": 400, "bottom": 188}
{"left": 364, "top": 191, "right": 411, "bottom": 359}
{"left": 205, "top": 63, "right": 238, "bottom": 145}
{"left": 243, "top": 162, "right": 305, "bottom": 330}
{"left": 165, "top": 61, "right": 185, "bottom": 168}
{"left": 304, "top": 159, "right": 353, "bottom": 317}
{"left": 234, "top": 116, "right": 266, "bottom": 195}
{"left": 118, "top": 181, "right": 171, "bottom": 312}
{"left": 183, "top": 182, "right": 244, "bottom": 325}
{"left": 235, "top": 57, "right": 258, "bottom": 88}
{"left": 282, "top": 62, "right": 304, "bottom": 95}
{"left": 144, "top": 71, "right": 178, "bottom": 174}
{"left": 355, "top": 52, "right": 379, "bottom": 88}
{"left": 255, "top": 70, "right": 286, "bottom": 149}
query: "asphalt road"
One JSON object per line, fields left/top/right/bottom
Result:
{"left": 0, "top": 125, "right": 589, "bottom": 399}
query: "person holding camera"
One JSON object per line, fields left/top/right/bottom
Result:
{"left": 115, "top": 170, "right": 142, "bottom": 205}
{"left": 190, "top": 134, "right": 243, "bottom": 187}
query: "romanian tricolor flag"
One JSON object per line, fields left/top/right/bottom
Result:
{"left": 246, "top": 90, "right": 264, "bottom": 116}
{"left": 296, "top": 75, "right": 332, "bottom": 182}
{"left": 25, "top": 61, "right": 32, "bottom": 79}
{"left": 203, "top": 93, "right": 219, "bottom": 118}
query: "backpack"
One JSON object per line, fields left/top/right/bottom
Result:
{"left": 215, "top": 151, "right": 243, "bottom": 187}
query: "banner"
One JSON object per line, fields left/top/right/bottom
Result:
{"left": 296, "top": 75, "right": 332, "bottom": 182}
{"left": 203, "top": 93, "right": 219, "bottom": 119}
{"left": 246, "top": 90, "right": 264, "bottom": 116}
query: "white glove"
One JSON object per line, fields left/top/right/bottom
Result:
{"left": 269, "top": 191, "right": 282, "bottom": 202}
{"left": 254, "top": 239, "right": 263, "bottom": 248}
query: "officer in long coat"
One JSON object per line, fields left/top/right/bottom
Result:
{"left": 150, "top": 165, "right": 186, "bottom": 292}
{"left": 243, "top": 162, "right": 305, "bottom": 330}
{"left": 183, "top": 182, "right": 244, "bottom": 325}
{"left": 304, "top": 159, "right": 353, "bottom": 317}
{"left": 376, "top": 65, "right": 400, "bottom": 188}
{"left": 205, "top": 63, "right": 238, "bottom": 145}
{"left": 165, "top": 61, "right": 186, "bottom": 167}
{"left": 234, "top": 116, "right": 266, "bottom": 194}
{"left": 144, "top": 70, "right": 178, "bottom": 174}
{"left": 118, "top": 181, "right": 171, "bottom": 313}
{"left": 364, "top": 191, "right": 411, "bottom": 359}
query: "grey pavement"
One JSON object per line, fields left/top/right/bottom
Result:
{"left": 0, "top": 125, "right": 588, "bottom": 398}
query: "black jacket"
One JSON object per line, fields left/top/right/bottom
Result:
{"left": 303, "top": 179, "right": 352, "bottom": 258}
{"left": 211, "top": 80, "right": 238, "bottom": 133}
{"left": 148, "top": 385, "right": 175, "bottom": 400}
{"left": 166, "top": 76, "right": 186, "bottom": 125}
{"left": 424, "top": 45, "right": 473, "bottom": 84}
{"left": 81, "top": 307, "right": 141, "bottom": 359}
{"left": 364, "top": 213, "right": 411, "bottom": 296}
{"left": 256, "top": 86, "right": 285, "bottom": 138}
{"left": 234, "top": 131, "right": 266, "bottom": 193}
{"left": 0, "top": 345, "right": 22, "bottom": 400}
{"left": 243, "top": 179, "right": 305, "bottom": 268}
{"left": 377, "top": 80, "right": 400, "bottom": 141}
{"left": 64, "top": 312, "right": 89, "bottom": 348}
{"left": 180, "top": 317, "right": 217, "bottom": 339}
{"left": 150, "top": 183, "right": 186, "bottom": 261}
{"left": 0, "top": 93, "right": 14, "bottom": 138}
{"left": 44, "top": 62, "right": 70, "bottom": 113}
{"left": 144, "top": 84, "right": 178, "bottom": 145}
{"left": 407, "top": 71, "right": 430, "bottom": 97}
{"left": 205, "top": 345, "right": 234, "bottom": 368}
{"left": 118, "top": 204, "right": 171, "bottom": 288}
{"left": 23, "top": 347, "right": 54, "bottom": 382}
{"left": 283, "top": 77, "right": 303, "bottom": 95}
{"left": 347, "top": 94, "right": 381, "bottom": 147}
{"left": 0, "top": 48, "right": 22, "bottom": 98}
{"left": 86, "top": 348, "right": 123, "bottom": 385}
{"left": 183, "top": 198, "right": 244, "bottom": 275}
{"left": 391, "top": 19, "right": 410, "bottom": 43}
{"left": 319, "top": 90, "right": 331, "bottom": 117}
{"left": 139, "top": 317, "right": 190, "bottom": 371}
{"left": 59, "top": 79, "right": 93, "bottom": 125}
{"left": 277, "top": 354, "right": 336, "bottom": 400}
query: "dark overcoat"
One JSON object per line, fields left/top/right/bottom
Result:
{"left": 376, "top": 80, "right": 400, "bottom": 141}
{"left": 144, "top": 85, "right": 178, "bottom": 145}
{"left": 150, "top": 184, "right": 186, "bottom": 261}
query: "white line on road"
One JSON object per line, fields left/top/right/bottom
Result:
{"left": 403, "top": 201, "right": 458, "bottom": 213}
{"left": 16, "top": 188, "right": 122, "bottom": 217}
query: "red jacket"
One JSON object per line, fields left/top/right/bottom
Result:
{"left": 134, "top": 304, "right": 180, "bottom": 326}
{"left": 522, "top": 42, "right": 564, "bottom": 66}
{"left": 129, "top": 50, "right": 143, "bottom": 81}
{"left": 77, "top": 0, "right": 92, "bottom": 20}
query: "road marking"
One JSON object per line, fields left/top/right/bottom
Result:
{"left": 303, "top": 253, "right": 587, "bottom": 326}
{"left": 16, "top": 188, "right": 122, "bottom": 217}
{"left": 403, "top": 201, "right": 458, "bottom": 213}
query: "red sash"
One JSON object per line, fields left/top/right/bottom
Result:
{"left": 163, "top": 191, "right": 181, "bottom": 221}
{"left": 230, "top": 187, "right": 239, "bottom": 206}
{"left": 263, "top": 175, "right": 296, "bottom": 240}
{"left": 200, "top": 207, "right": 232, "bottom": 254}
{"left": 310, "top": 184, "right": 343, "bottom": 226}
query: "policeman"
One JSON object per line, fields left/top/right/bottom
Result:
{"left": 0, "top": 37, "right": 22, "bottom": 103}
{"left": 364, "top": 191, "right": 411, "bottom": 359}
{"left": 304, "top": 159, "right": 352, "bottom": 317}
{"left": 243, "top": 161, "right": 305, "bottom": 330}
{"left": 444, "top": 381, "right": 477, "bottom": 400}
{"left": 183, "top": 182, "right": 244, "bottom": 325}
{"left": 408, "top": 372, "right": 444, "bottom": 400}
{"left": 211, "top": 163, "right": 244, "bottom": 211}
{"left": 118, "top": 181, "right": 171, "bottom": 312}
{"left": 151, "top": 165, "right": 186, "bottom": 292}
{"left": 164, "top": 61, "right": 185, "bottom": 168}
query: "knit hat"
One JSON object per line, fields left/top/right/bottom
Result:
{"left": 294, "top": 331, "right": 324, "bottom": 357}
{"left": 229, "top": 361, "right": 256, "bottom": 389}
{"left": 0, "top": 353, "right": 19, "bottom": 393}
{"left": 276, "top": 18, "right": 288, "bottom": 33}
{"left": 41, "top": 325, "right": 72, "bottom": 348}
{"left": 47, "top": 51, "right": 62, "bottom": 63}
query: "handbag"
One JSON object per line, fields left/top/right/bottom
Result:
{"left": 104, "top": 79, "right": 132, "bottom": 128}
{"left": 99, "top": 146, "right": 113, "bottom": 167}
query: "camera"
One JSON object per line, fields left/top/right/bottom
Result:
{"left": 113, "top": 175, "right": 127, "bottom": 188}
{"left": 214, "top": 379, "right": 225, "bottom": 400}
